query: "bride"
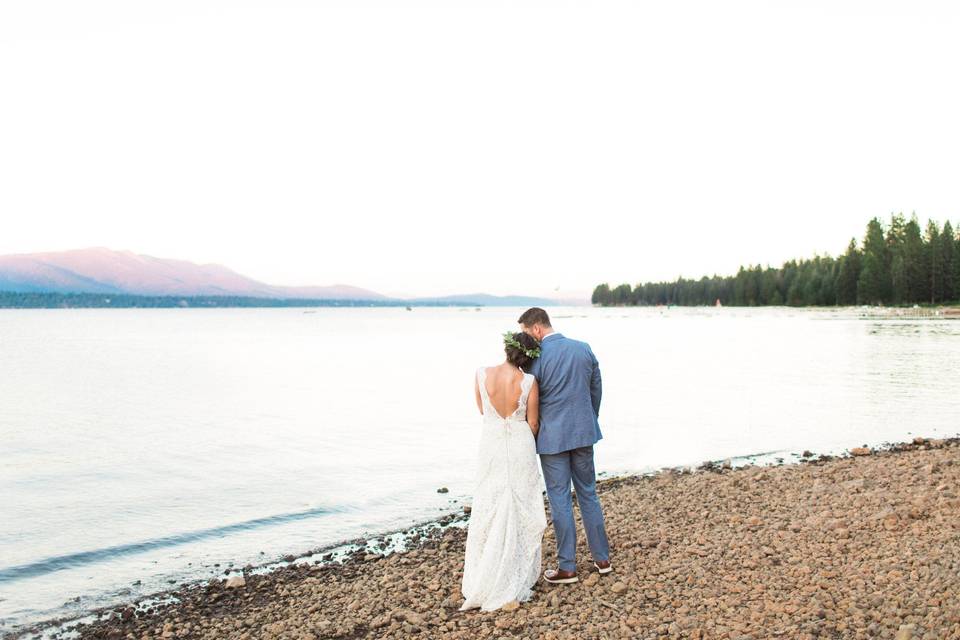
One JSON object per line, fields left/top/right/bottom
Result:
{"left": 459, "top": 331, "right": 548, "bottom": 612}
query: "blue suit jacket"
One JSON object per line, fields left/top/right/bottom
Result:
{"left": 527, "top": 333, "right": 603, "bottom": 455}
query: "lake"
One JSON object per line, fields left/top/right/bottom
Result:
{"left": 2, "top": 306, "right": 959, "bottom": 634}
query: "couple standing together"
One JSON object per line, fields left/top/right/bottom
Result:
{"left": 460, "top": 307, "right": 612, "bottom": 612}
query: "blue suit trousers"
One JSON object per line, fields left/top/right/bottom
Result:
{"left": 539, "top": 445, "right": 610, "bottom": 572}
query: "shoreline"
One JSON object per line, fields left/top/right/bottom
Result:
{"left": 6, "top": 509, "right": 475, "bottom": 640}
{"left": 2, "top": 450, "right": 792, "bottom": 639}
{"left": 12, "top": 435, "right": 960, "bottom": 640}
{"left": 2, "top": 451, "right": 773, "bottom": 638}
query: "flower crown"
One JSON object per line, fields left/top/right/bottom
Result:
{"left": 502, "top": 331, "right": 541, "bottom": 359}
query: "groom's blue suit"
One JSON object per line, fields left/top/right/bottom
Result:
{"left": 527, "top": 332, "right": 610, "bottom": 573}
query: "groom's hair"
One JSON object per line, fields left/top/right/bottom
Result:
{"left": 518, "top": 307, "right": 551, "bottom": 328}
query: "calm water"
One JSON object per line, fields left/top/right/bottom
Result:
{"left": 2, "top": 306, "right": 959, "bottom": 634}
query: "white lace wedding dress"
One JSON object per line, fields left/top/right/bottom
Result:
{"left": 459, "top": 367, "right": 547, "bottom": 612}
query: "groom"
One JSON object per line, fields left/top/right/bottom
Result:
{"left": 519, "top": 307, "right": 612, "bottom": 584}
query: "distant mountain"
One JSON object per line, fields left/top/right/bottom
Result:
{"left": 409, "top": 293, "right": 557, "bottom": 307}
{"left": 0, "top": 247, "right": 385, "bottom": 300}
{"left": 0, "top": 248, "right": 571, "bottom": 306}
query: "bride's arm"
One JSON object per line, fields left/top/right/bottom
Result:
{"left": 527, "top": 380, "right": 540, "bottom": 437}
{"left": 474, "top": 376, "right": 483, "bottom": 414}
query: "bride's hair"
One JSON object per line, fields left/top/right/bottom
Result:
{"left": 505, "top": 332, "right": 540, "bottom": 370}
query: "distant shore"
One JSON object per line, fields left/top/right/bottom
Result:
{"left": 592, "top": 214, "right": 960, "bottom": 309}
{"left": 0, "top": 292, "right": 563, "bottom": 309}
{"left": 18, "top": 436, "right": 960, "bottom": 640}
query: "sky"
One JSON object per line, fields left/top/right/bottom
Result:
{"left": 2, "top": 1, "right": 960, "bottom": 300}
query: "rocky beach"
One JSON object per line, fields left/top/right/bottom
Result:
{"left": 27, "top": 438, "right": 960, "bottom": 640}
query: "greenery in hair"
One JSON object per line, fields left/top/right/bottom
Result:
{"left": 502, "top": 331, "right": 541, "bottom": 359}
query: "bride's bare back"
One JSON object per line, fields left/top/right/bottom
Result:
{"left": 483, "top": 364, "right": 526, "bottom": 418}
{"left": 474, "top": 363, "right": 539, "bottom": 434}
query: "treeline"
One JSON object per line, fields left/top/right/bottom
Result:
{"left": 0, "top": 292, "right": 443, "bottom": 309}
{"left": 593, "top": 214, "right": 960, "bottom": 307}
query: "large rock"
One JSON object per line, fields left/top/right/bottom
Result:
{"left": 895, "top": 624, "right": 917, "bottom": 639}
{"left": 882, "top": 514, "right": 901, "bottom": 531}
{"left": 224, "top": 576, "right": 246, "bottom": 589}
{"left": 404, "top": 611, "right": 425, "bottom": 626}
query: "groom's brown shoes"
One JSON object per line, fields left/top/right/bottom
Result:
{"left": 543, "top": 568, "right": 578, "bottom": 584}
{"left": 593, "top": 559, "right": 612, "bottom": 574}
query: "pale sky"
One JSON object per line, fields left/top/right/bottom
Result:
{"left": 2, "top": 1, "right": 959, "bottom": 299}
